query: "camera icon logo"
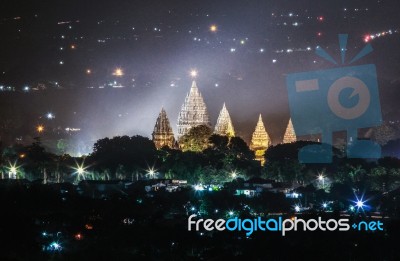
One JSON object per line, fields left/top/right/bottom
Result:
{"left": 286, "top": 35, "right": 382, "bottom": 163}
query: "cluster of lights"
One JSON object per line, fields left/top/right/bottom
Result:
{"left": 364, "top": 29, "right": 397, "bottom": 43}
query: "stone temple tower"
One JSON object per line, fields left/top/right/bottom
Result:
{"left": 283, "top": 118, "right": 297, "bottom": 143}
{"left": 250, "top": 114, "right": 271, "bottom": 165}
{"left": 177, "top": 81, "right": 211, "bottom": 138}
{"left": 152, "top": 108, "right": 176, "bottom": 149}
{"left": 214, "top": 103, "right": 235, "bottom": 137}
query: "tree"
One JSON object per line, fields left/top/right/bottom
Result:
{"left": 179, "top": 125, "right": 212, "bottom": 152}
{"left": 89, "top": 135, "right": 157, "bottom": 178}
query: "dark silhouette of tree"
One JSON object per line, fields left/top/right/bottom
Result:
{"left": 89, "top": 135, "right": 157, "bottom": 178}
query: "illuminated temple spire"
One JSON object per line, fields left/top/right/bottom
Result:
{"left": 250, "top": 114, "right": 271, "bottom": 165}
{"left": 282, "top": 118, "right": 297, "bottom": 143}
{"left": 177, "top": 81, "right": 211, "bottom": 138}
{"left": 214, "top": 103, "right": 235, "bottom": 137}
{"left": 152, "top": 108, "right": 176, "bottom": 149}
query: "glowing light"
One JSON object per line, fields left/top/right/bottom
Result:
{"left": 294, "top": 205, "right": 301, "bottom": 212}
{"left": 46, "top": 113, "right": 55, "bottom": 119}
{"left": 318, "top": 16, "right": 324, "bottom": 21}
{"left": 113, "top": 68, "right": 124, "bottom": 76}
{"left": 49, "top": 242, "right": 62, "bottom": 251}
{"left": 240, "top": 40, "right": 245, "bottom": 45}
{"left": 146, "top": 167, "right": 158, "bottom": 179}
{"left": 318, "top": 174, "right": 324, "bottom": 181}
{"left": 85, "top": 224, "right": 93, "bottom": 230}
{"left": 72, "top": 162, "right": 88, "bottom": 180}
{"left": 228, "top": 211, "right": 234, "bottom": 216}
{"left": 230, "top": 48, "right": 236, "bottom": 53}
{"left": 194, "top": 184, "right": 204, "bottom": 191}
{"left": 37, "top": 125, "right": 44, "bottom": 133}
{"left": 231, "top": 171, "right": 238, "bottom": 178}
{"left": 322, "top": 203, "right": 328, "bottom": 208}
{"left": 353, "top": 195, "right": 368, "bottom": 210}
{"left": 190, "top": 70, "right": 198, "bottom": 78}
{"left": 210, "top": 24, "right": 217, "bottom": 32}
{"left": 259, "top": 48, "right": 265, "bottom": 53}
{"left": 74, "top": 233, "right": 83, "bottom": 240}
{"left": 77, "top": 167, "right": 84, "bottom": 175}
{"left": 7, "top": 162, "right": 19, "bottom": 179}
{"left": 71, "top": 44, "right": 76, "bottom": 49}
{"left": 86, "top": 69, "right": 92, "bottom": 74}
{"left": 191, "top": 207, "right": 195, "bottom": 211}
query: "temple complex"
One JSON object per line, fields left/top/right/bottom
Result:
{"left": 177, "top": 81, "right": 211, "bottom": 139}
{"left": 282, "top": 118, "right": 297, "bottom": 143}
{"left": 250, "top": 114, "right": 271, "bottom": 165}
{"left": 214, "top": 103, "right": 235, "bottom": 137}
{"left": 152, "top": 108, "right": 176, "bottom": 149}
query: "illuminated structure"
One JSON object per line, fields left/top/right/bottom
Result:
{"left": 177, "top": 81, "right": 211, "bottom": 138}
{"left": 250, "top": 114, "right": 271, "bottom": 165}
{"left": 152, "top": 108, "right": 176, "bottom": 149}
{"left": 214, "top": 103, "right": 235, "bottom": 137}
{"left": 282, "top": 118, "right": 297, "bottom": 143}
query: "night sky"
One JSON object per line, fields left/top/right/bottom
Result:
{"left": 0, "top": 0, "right": 399, "bottom": 154}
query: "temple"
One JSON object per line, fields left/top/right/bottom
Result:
{"left": 250, "top": 114, "right": 271, "bottom": 165}
{"left": 282, "top": 118, "right": 297, "bottom": 143}
{"left": 152, "top": 108, "right": 176, "bottom": 149}
{"left": 214, "top": 103, "right": 235, "bottom": 137}
{"left": 177, "top": 81, "right": 211, "bottom": 139}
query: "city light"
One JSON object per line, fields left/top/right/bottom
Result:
{"left": 294, "top": 205, "right": 301, "bottom": 212}
{"left": 190, "top": 69, "right": 198, "bottom": 78}
{"left": 72, "top": 162, "right": 88, "bottom": 180}
{"left": 8, "top": 162, "right": 19, "bottom": 179}
{"left": 36, "top": 125, "right": 44, "bottom": 133}
{"left": 48, "top": 242, "right": 62, "bottom": 251}
{"left": 230, "top": 170, "right": 238, "bottom": 178}
{"left": 318, "top": 173, "right": 325, "bottom": 189}
{"left": 74, "top": 233, "right": 83, "bottom": 240}
{"left": 46, "top": 112, "right": 55, "bottom": 119}
{"left": 352, "top": 195, "right": 368, "bottom": 211}
{"left": 86, "top": 69, "right": 92, "bottom": 74}
{"left": 113, "top": 68, "right": 124, "bottom": 76}
{"left": 146, "top": 167, "right": 158, "bottom": 179}
{"left": 210, "top": 24, "right": 217, "bottom": 32}
{"left": 322, "top": 202, "right": 328, "bottom": 208}
{"left": 194, "top": 184, "right": 204, "bottom": 191}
